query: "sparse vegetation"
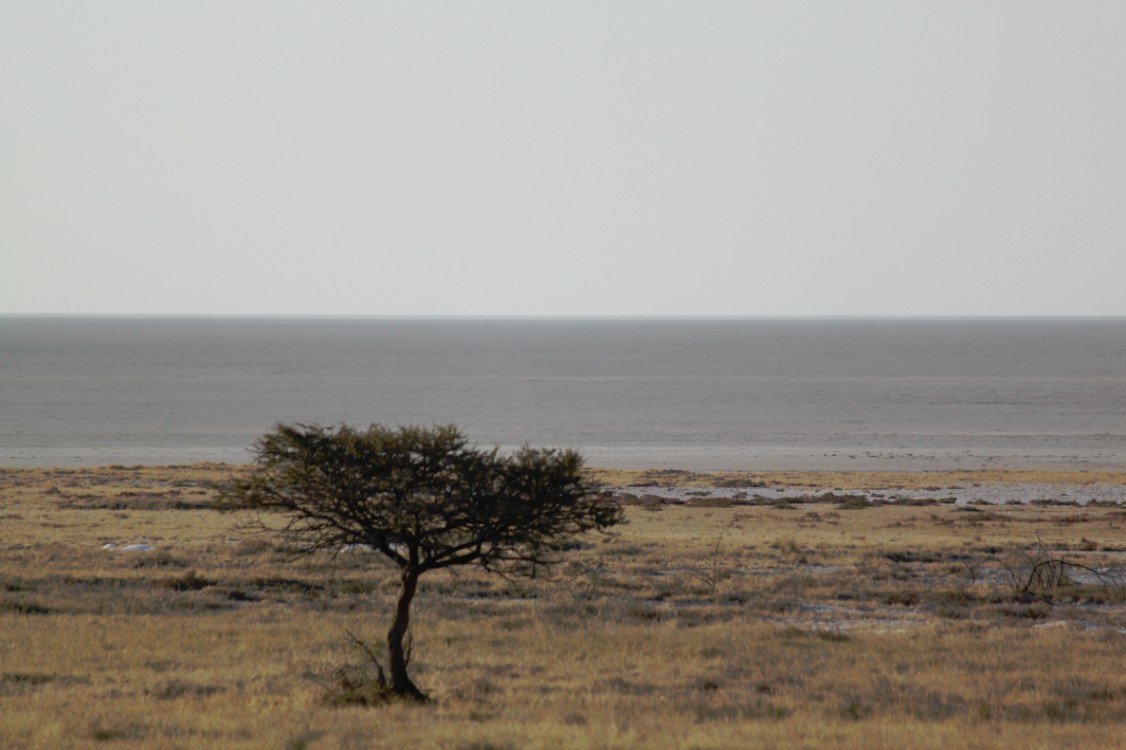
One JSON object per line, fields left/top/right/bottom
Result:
{"left": 1, "top": 464, "right": 1126, "bottom": 747}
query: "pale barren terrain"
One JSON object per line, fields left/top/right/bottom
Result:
{"left": 2, "top": 464, "right": 1126, "bottom": 748}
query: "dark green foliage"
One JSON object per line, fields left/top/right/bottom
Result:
{"left": 221, "top": 423, "right": 622, "bottom": 575}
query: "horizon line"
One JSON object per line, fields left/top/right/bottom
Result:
{"left": 4, "top": 313, "right": 1126, "bottom": 321}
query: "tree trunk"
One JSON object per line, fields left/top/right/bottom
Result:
{"left": 387, "top": 567, "right": 427, "bottom": 701}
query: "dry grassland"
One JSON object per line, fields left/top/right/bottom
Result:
{"left": 586, "top": 467, "right": 1126, "bottom": 491}
{"left": 2, "top": 464, "right": 1126, "bottom": 749}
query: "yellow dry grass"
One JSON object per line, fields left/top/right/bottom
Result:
{"left": 586, "top": 467, "right": 1126, "bottom": 490}
{"left": 2, "top": 464, "right": 1126, "bottom": 749}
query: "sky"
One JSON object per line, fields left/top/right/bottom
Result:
{"left": 3, "top": 1, "right": 1125, "bottom": 317}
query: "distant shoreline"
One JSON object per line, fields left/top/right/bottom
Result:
{"left": 5, "top": 462, "right": 1125, "bottom": 487}
{"left": 3, "top": 446, "right": 1122, "bottom": 473}
{"left": 6, "top": 462, "right": 1126, "bottom": 507}
{"left": 6, "top": 313, "right": 1126, "bottom": 320}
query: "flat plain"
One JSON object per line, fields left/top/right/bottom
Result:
{"left": 3, "top": 464, "right": 1126, "bottom": 749}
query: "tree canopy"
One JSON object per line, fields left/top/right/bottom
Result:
{"left": 220, "top": 423, "right": 622, "bottom": 700}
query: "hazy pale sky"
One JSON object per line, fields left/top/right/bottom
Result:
{"left": 3, "top": 1, "right": 1124, "bottom": 316}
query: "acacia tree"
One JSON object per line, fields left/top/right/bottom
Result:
{"left": 220, "top": 423, "right": 622, "bottom": 702}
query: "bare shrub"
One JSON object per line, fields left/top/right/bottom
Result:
{"left": 999, "top": 537, "right": 1122, "bottom": 600}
